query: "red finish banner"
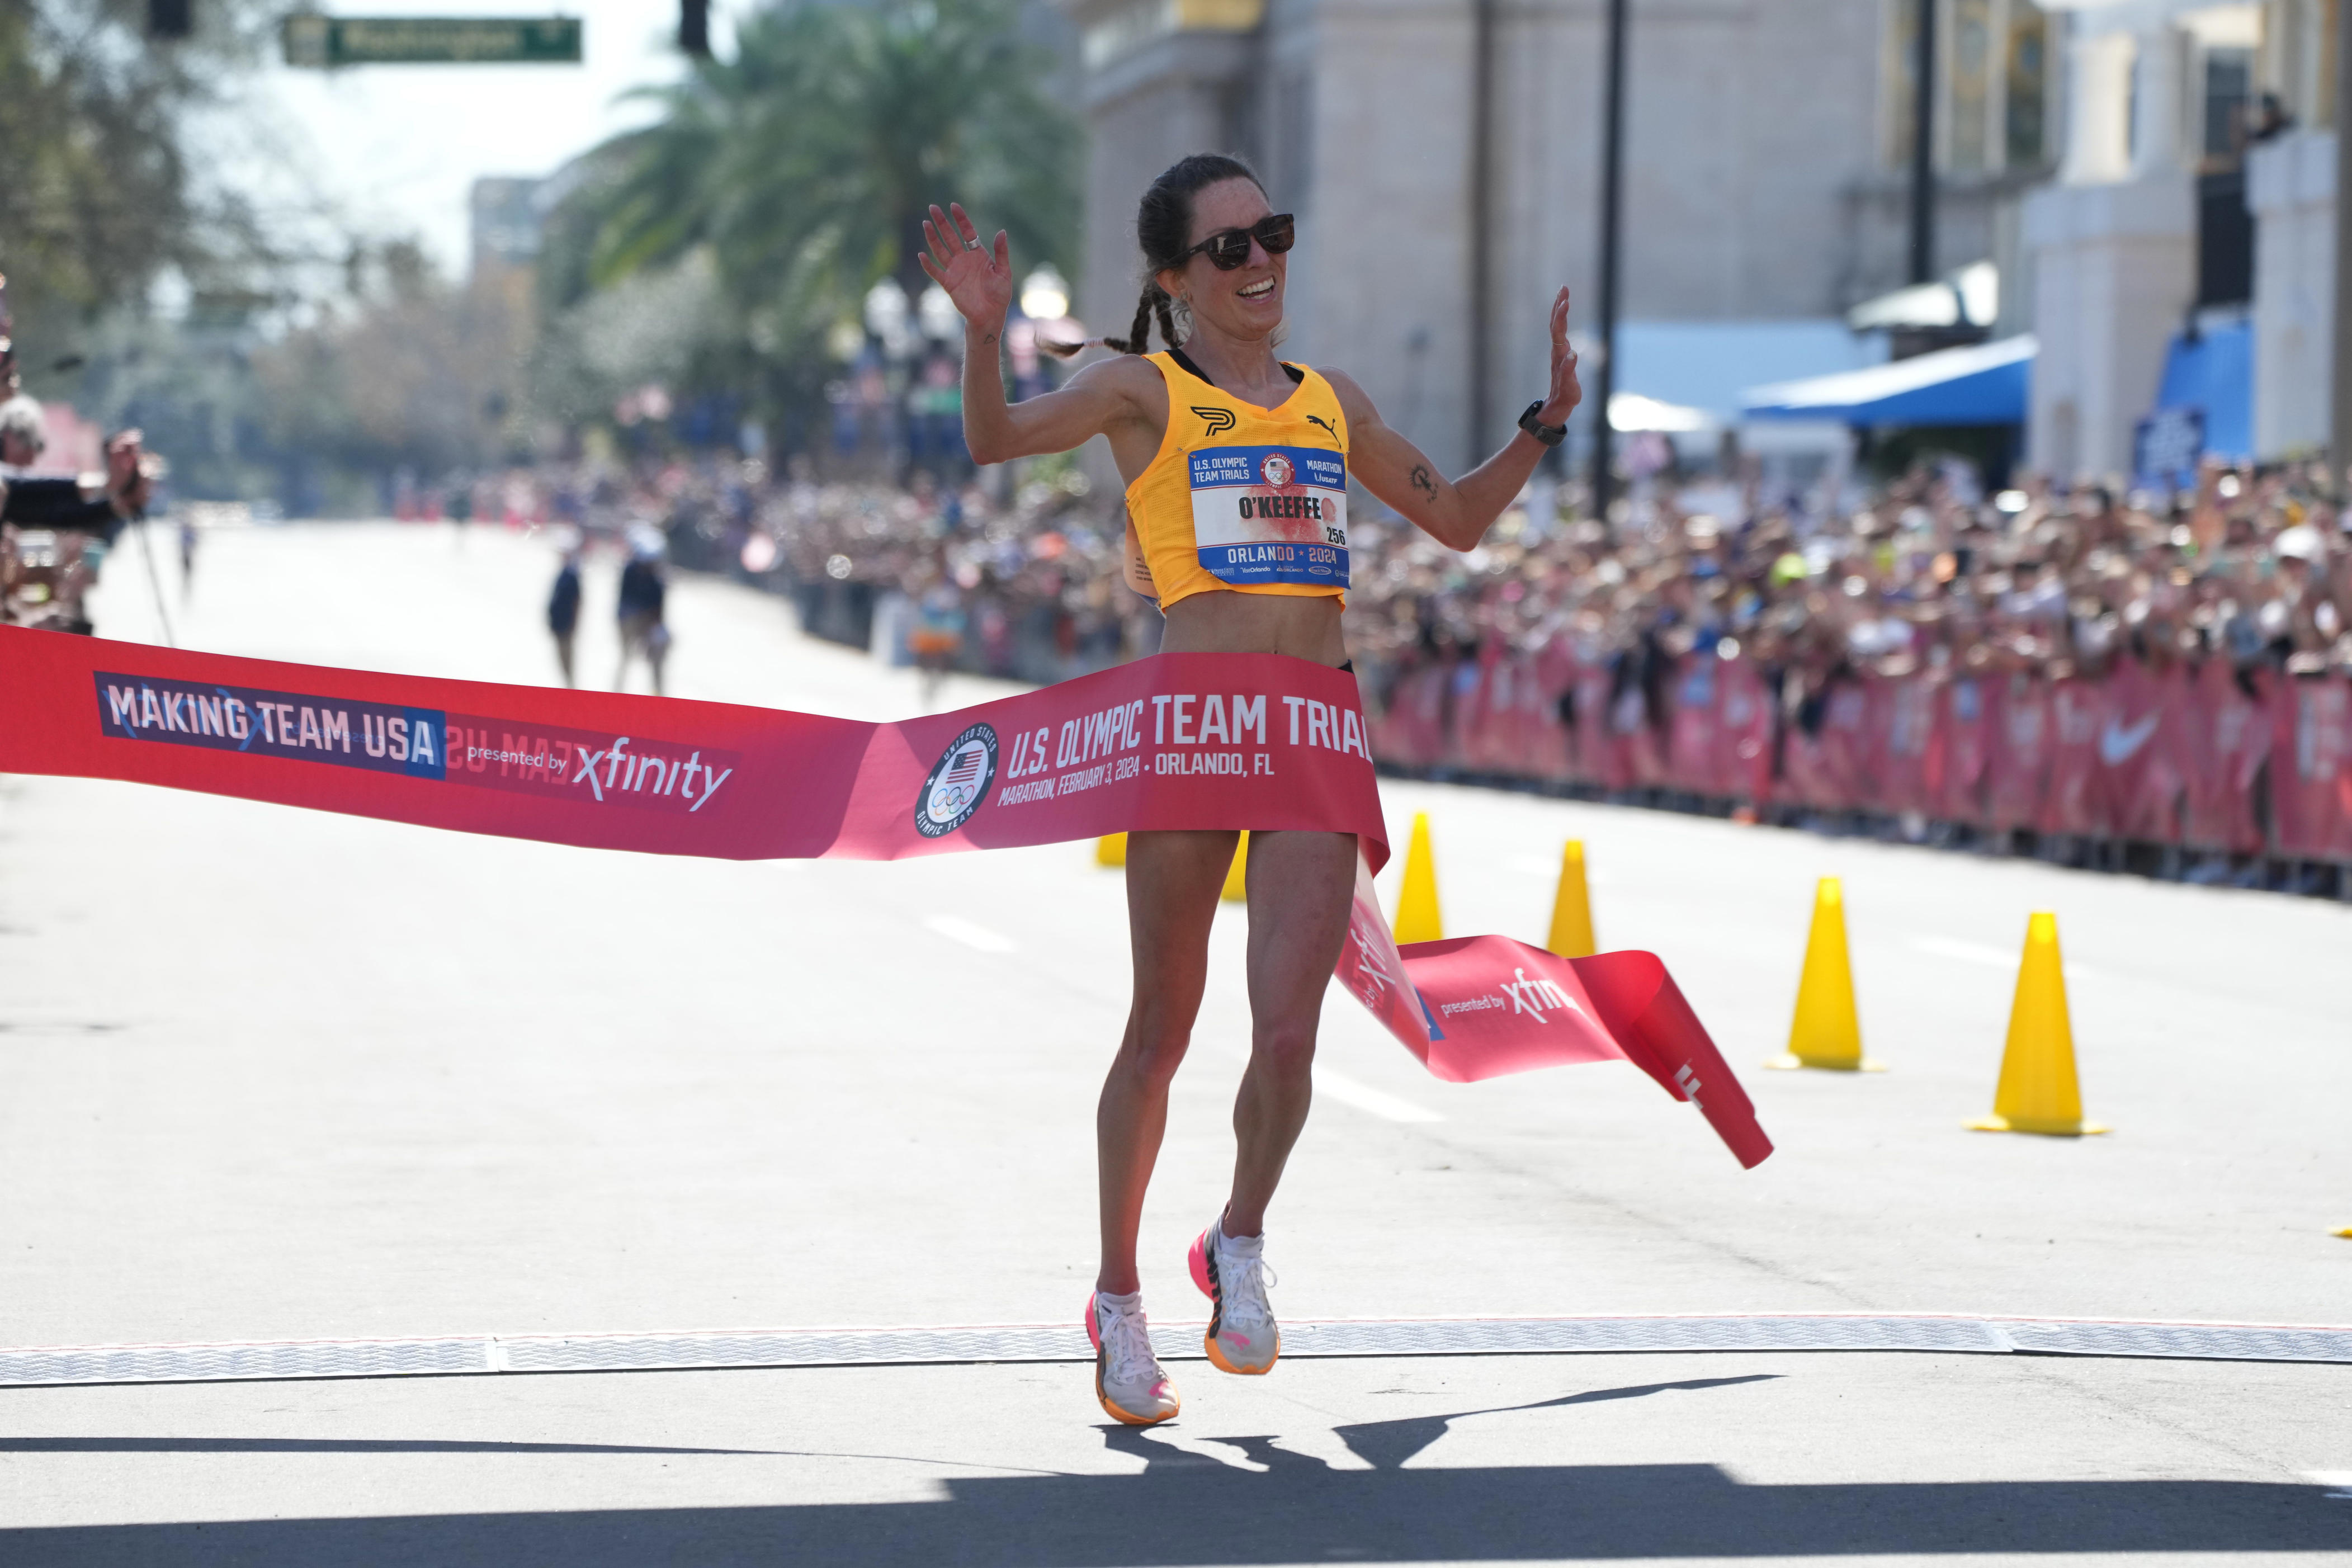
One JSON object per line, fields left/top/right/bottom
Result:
{"left": 0, "top": 626, "right": 1772, "bottom": 1169}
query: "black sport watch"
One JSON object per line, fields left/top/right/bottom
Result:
{"left": 1518, "top": 400, "right": 1567, "bottom": 447}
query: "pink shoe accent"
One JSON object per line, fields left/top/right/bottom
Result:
{"left": 1188, "top": 1229, "right": 1214, "bottom": 1299}
{"left": 1085, "top": 1292, "right": 1101, "bottom": 1351}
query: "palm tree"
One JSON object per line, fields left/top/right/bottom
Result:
{"left": 558, "top": 0, "right": 1078, "bottom": 374}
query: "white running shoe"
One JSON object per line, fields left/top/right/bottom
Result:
{"left": 1087, "top": 1290, "right": 1180, "bottom": 1425}
{"left": 1189, "top": 1220, "right": 1280, "bottom": 1375}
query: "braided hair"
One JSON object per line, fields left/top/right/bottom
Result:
{"left": 1041, "top": 153, "right": 1264, "bottom": 359}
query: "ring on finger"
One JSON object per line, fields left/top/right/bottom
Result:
{"left": 962, "top": 237, "right": 984, "bottom": 252}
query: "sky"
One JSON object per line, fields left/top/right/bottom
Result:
{"left": 210, "top": 1, "right": 741, "bottom": 280}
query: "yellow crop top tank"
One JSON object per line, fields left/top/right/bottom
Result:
{"left": 1125, "top": 348, "right": 1352, "bottom": 611}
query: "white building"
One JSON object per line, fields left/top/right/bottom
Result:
{"left": 1063, "top": 0, "right": 2066, "bottom": 475}
{"left": 2025, "top": 0, "right": 2335, "bottom": 479}
{"left": 1066, "top": 0, "right": 2336, "bottom": 481}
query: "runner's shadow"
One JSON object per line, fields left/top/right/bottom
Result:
{"left": 1332, "top": 1375, "right": 1780, "bottom": 1470}
{"left": 1102, "top": 1427, "right": 1336, "bottom": 1473}
{"left": 15, "top": 1467, "right": 2343, "bottom": 1564}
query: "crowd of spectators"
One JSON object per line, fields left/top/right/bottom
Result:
{"left": 547, "top": 442, "right": 2352, "bottom": 876}
{"left": 1341, "top": 457, "right": 2350, "bottom": 720}
{"left": 520, "top": 442, "right": 2348, "bottom": 721}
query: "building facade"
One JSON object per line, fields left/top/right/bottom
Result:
{"left": 2024, "top": 0, "right": 2336, "bottom": 481}
{"left": 1063, "top": 0, "right": 2063, "bottom": 473}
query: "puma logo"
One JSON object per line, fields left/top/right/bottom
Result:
{"left": 1193, "top": 406, "right": 1236, "bottom": 435}
{"left": 2099, "top": 714, "right": 2160, "bottom": 766}
{"left": 1306, "top": 414, "right": 1339, "bottom": 440}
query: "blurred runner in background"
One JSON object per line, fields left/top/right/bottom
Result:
{"left": 547, "top": 532, "right": 583, "bottom": 687}
{"left": 909, "top": 549, "right": 966, "bottom": 710}
{"left": 615, "top": 528, "right": 670, "bottom": 696}
{"left": 178, "top": 515, "right": 197, "bottom": 598}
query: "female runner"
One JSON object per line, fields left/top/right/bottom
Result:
{"left": 920, "top": 153, "right": 1581, "bottom": 1425}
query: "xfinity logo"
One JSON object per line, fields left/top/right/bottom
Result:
{"left": 1501, "top": 966, "right": 1576, "bottom": 1023}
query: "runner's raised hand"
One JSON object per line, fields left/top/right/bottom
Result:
{"left": 918, "top": 202, "right": 1013, "bottom": 331}
{"left": 1536, "top": 287, "right": 1581, "bottom": 427}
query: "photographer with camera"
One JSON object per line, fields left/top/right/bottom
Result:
{"left": 0, "top": 390, "right": 159, "bottom": 635}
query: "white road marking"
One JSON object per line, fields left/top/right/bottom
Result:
{"left": 1313, "top": 1068, "right": 1446, "bottom": 1124}
{"left": 1909, "top": 934, "right": 2095, "bottom": 982}
{"left": 922, "top": 914, "right": 1018, "bottom": 953}
{"left": 1218, "top": 1044, "right": 1443, "bottom": 1123}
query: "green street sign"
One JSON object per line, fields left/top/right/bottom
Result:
{"left": 281, "top": 15, "right": 583, "bottom": 67}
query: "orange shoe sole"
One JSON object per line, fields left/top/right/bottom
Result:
{"left": 1189, "top": 1229, "right": 1280, "bottom": 1375}
{"left": 1087, "top": 1291, "right": 1179, "bottom": 1424}
{"left": 1095, "top": 1368, "right": 1179, "bottom": 1424}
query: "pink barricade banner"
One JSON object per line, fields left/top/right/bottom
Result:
{"left": 1524, "top": 640, "right": 1576, "bottom": 780}
{"left": 1369, "top": 663, "right": 1445, "bottom": 769}
{"left": 2095, "top": 660, "right": 2185, "bottom": 845}
{"left": 0, "top": 626, "right": 1772, "bottom": 1168}
{"left": 2180, "top": 660, "right": 2270, "bottom": 853}
{"left": 1715, "top": 656, "right": 1774, "bottom": 806}
{"left": 1460, "top": 649, "right": 1515, "bottom": 775}
{"left": 2039, "top": 677, "right": 2108, "bottom": 839}
{"left": 1664, "top": 657, "right": 1721, "bottom": 796}
{"left": 1569, "top": 664, "right": 1617, "bottom": 788}
{"left": 1928, "top": 674, "right": 1992, "bottom": 828}
{"left": 2273, "top": 674, "right": 2352, "bottom": 860}
{"left": 1876, "top": 675, "right": 1934, "bottom": 818}
{"left": 1986, "top": 676, "right": 2049, "bottom": 837}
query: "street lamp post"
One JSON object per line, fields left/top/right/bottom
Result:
{"left": 1588, "top": 0, "right": 1628, "bottom": 533}
{"left": 1909, "top": 0, "right": 1938, "bottom": 285}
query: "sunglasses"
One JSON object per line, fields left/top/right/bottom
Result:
{"left": 1180, "top": 213, "right": 1296, "bottom": 271}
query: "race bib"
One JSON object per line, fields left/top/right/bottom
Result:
{"left": 1187, "top": 445, "right": 1348, "bottom": 589}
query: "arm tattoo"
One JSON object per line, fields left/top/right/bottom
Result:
{"left": 1411, "top": 464, "right": 1435, "bottom": 498}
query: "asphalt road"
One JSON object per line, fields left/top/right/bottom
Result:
{"left": 0, "top": 521, "right": 2345, "bottom": 1565}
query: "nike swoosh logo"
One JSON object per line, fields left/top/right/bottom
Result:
{"left": 2099, "top": 714, "right": 2159, "bottom": 765}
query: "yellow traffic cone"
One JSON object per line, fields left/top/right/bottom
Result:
{"left": 1221, "top": 831, "right": 1250, "bottom": 902}
{"left": 1545, "top": 839, "right": 1597, "bottom": 957}
{"left": 1967, "top": 912, "right": 2108, "bottom": 1136}
{"left": 1096, "top": 833, "right": 1127, "bottom": 867}
{"left": 1393, "top": 813, "right": 1443, "bottom": 943}
{"left": 1767, "top": 877, "right": 1884, "bottom": 1071}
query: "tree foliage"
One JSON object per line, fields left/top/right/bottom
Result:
{"left": 542, "top": 0, "right": 1080, "bottom": 427}
{"left": 0, "top": 0, "right": 279, "bottom": 353}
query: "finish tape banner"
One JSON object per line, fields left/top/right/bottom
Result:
{"left": 0, "top": 626, "right": 1770, "bottom": 1168}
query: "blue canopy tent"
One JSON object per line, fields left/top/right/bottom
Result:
{"left": 2150, "top": 319, "right": 2251, "bottom": 463}
{"left": 1742, "top": 334, "right": 2035, "bottom": 426}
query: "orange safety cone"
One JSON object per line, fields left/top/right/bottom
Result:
{"left": 1392, "top": 813, "right": 1442, "bottom": 942}
{"left": 1220, "top": 831, "right": 1250, "bottom": 902}
{"left": 1766, "top": 877, "right": 1884, "bottom": 1071}
{"left": 1544, "top": 839, "right": 1597, "bottom": 957}
{"left": 1967, "top": 912, "right": 2108, "bottom": 1136}
{"left": 1096, "top": 833, "right": 1127, "bottom": 868}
